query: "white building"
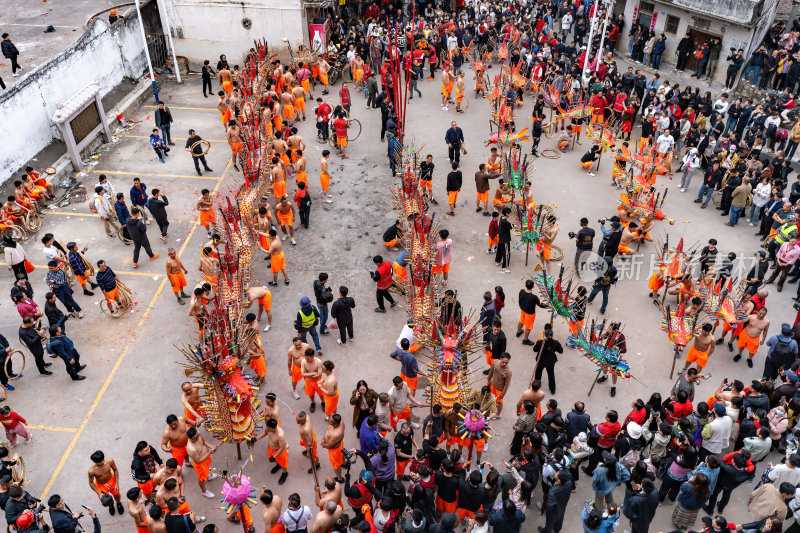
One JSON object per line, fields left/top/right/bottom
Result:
{"left": 617, "top": 0, "right": 780, "bottom": 85}
{"left": 160, "top": 0, "right": 333, "bottom": 65}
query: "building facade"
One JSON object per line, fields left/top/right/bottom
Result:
{"left": 618, "top": 0, "right": 779, "bottom": 85}
{"left": 161, "top": 0, "right": 333, "bottom": 65}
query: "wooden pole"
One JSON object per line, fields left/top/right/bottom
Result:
{"left": 525, "top": 242, "right": 530, "bottom": 266}
{"left": 306, "top": 443, "right": 319, "bottom": 486}
{"left": 238, "top": 506, "right": 249, "bottom": 533}
{"left": 669, "top": 344, "right": 681, "bottom": 380}
{"left": 236, "top": 442, "right": 242, "bottom": 461}
{"left": 587, "top": 371, "right": 602, "bottom": 397}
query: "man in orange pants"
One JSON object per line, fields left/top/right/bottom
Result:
{"left": 255, "top": 418, "right": 289, "bottom": 485}
{"left": 166, "top": 249, "right": 189, "bottom": 305}
{"left": 196, "top": 189, "right": 216, "bottom": 238}
{"left": 297, "top": 411, "right": 320, "bottom": 472}
{"left": 322, "top": 414, "right": 345, "bottom": 480}
{"left": 679, "top": 323, "right": 716, "bottom": 374}
{"left": 320, "top": 360, "right": 339, "bottom": 419}
{"left": 160, "top": 414, "right": 190, "bottom": 466}
{"left": 88, "top": 450, "right": 125, "bottom": 515}
{"left": 734, "top": 307, "right": 770, "bottom": 368}
{"left": 186, "top": 427, "right": 219, "bottom": 498}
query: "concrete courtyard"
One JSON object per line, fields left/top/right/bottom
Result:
{"left": 2, "top": 68, "right": 796, "bottom": 532}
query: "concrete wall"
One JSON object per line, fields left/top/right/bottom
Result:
{"left": 622, "top": 0, "right": 759, "bottom": 85}
{"left": 0, "top": 1, "right": 159, "bottom": 182}
{"left": 164, "top": 0, "right": 306, "bottom": 65}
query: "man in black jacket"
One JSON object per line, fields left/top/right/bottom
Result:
{"left": 313, "top": 273, "right": 332, "bottom": 337}
{"left": 19, "top": 317, "right": 51, "bottom": 376}
{"left": 1, "top": 34, "right": 21, "bottom": 76}
{"left": 624, "top": 478, "right": 659, "bottom": 533}
{"left": 565, "top": 401, "right": 591, "bottom": 441}
{"left": 541, "top": 470, "right": 573, "bottom": 533}
{"left": 44, "top": 292, "right": 68, "bottom": 332}
{"left": 726, "top": 49, "right": 745, "bottom": 89}
{"left": 48, "top": 326, "right": 86, "bottom": 381}
{"left": 154, "top": 101, "right": 174, "bottom": 146}
{"left": 330, "top": 286, "right": 355, "bottom": 346}
{"left": 495, "top": 207, "right": 513, "bottom": 271}
{"left": 48, "top": 494, "right": 81, "bottom": 533}
{"left": 146, "top": 189, "right": 170, "bottom": 241}
{"left": 125, "top": 207, "right": 158, "bottom": 267}
{"left": 445, "top": 162, "right": 462, "bottom": 216}
{"left": 675, "top": 33, "right": 694, "bottom": 71}
{"left": 533, "top": 326, "right": 563, "bottom": 394}
{"left": 702, "top": 452, "right": 750, "bottom": 513}
{"left": 5, "top": 485, "right": 35, "bottom": 526}
{"left": 696, "top": 160, "right": 723, "bottom": 207}
{"left": 444, "top": 121, "right": 464, "bottom": 165}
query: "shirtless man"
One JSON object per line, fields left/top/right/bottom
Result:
{"left": 618, "top": 221, "right": 652, "bottom": 255}
{"left": 156, "top": 478, "right": 196, "bottom": 518}
{"left": 320, "top": 150, "right": 332, "bottom": 202}
{"left": 281, "top": 89, "right": 296, "bottom": 125}
{"left": 288, "top": 128, "right": 305, "bottom": 162}
{"left": 318, "top": 57, "right": 331, "bottom": 94}
{"left": 680, "top": 323, "right": 716, "bottom": 374}
{"left": 455, "top": 72, "right": 466, "bottom": 113}
{"left": 219, "top": 65, "right": 233, "bottom": 97}
{"left": 320, "top": 360, "right": 339, "bottom": 420}
{"left": 288, "top": 337, "right": 311, "bottom": 400}
{"left": 487, "top": 147, "right": 502, "bottom": 173}
{"left": 256, "top": 206, "right": 274, "bottom": 257}
{"left": 261, "top": 392, "right": 282, "bottom": 426}
{"left": 486, "top": 353, "right": 512, "bottom": 418}
{"left": 180, "top": 382, "right": 205, "bottom": 427}
{"left": 321, "top": 415, "right": 346, "bottom": 481}
{"left": 161, "top": 414, "right": 191, "bottom": 466}
{"left": 441, "top": 65, "right": 454, "bottom": 110}
{"left": 273, "top": 131, "right": 291, "bottom": 171}
{"left": 166, "top": 249, "right": 190, "bottom": 305}
{"left": 273, "top": 198, "right": 296, "bottom": 244}
{"left": 147, "top": 506, "right": 167, "bottom": 533}
{"left": 243, "top": 286, "right": 273, "bottom": 330}
{"left": 196, "top": 189, "right": 216, "bottom": 238}
{"left": 186, "top": 427, "right": 218, "bottom": 498}
{"left": 292, "top": 83, "right": 307, "bottom": 121}
{"left": 537, "top": 216, "right": 559, "bottom": 275}
{"left": 226, "top": 119, "right": 245, "bottom": 171}
{"left": 294, "top": 150, "right": 308, "bottom": 191}
{"left": 217, "top": 91, "right": 231, "bottom": 131}
{"left": 301, "top": 348, "right": 325, "bottom": 413}
{"left": 268, "top": 229, "right": 290, "bottom": 285}
{"left": 271, "top": 156, "right": 288, "bottom": 203}
{"left": 297, "top": 411, "right": 321, "bottom": 473}
{"left": 229, "top": 88, "right": 244, "bottom": 118}
{"left": 88, "top": 450, "right": 124, "bottom": 515}
{"left": 734, "top": 307, "right": 770, "bottom": 367}
{"left": 242, "top": 314, "right": 267, "bottom": 384}
{"left": 253, "top": 418, "right": 289, "bottom": 485}
{"left": 717, "top": 292, "right": 755, "bottom": 349}
{"left": 314, "top": 476, "right": 343, "bottom": 510}
{"left": 152, "top": 458, "right": 183, "bottom": 489}
{"left": 199, "top": 247, "right": 219, "bottom": 289}
{"left": 126, "top": 487, "right": 150, "bottom": 533}
{"left": 188, "top": 287, "right": 207, "bottom": 337}
{"left": 516, "top": 379, "right": 545, "bottom": 418}
{"left": 259, "top": 489, "right": 283, "bottom": 533}
{"left": 312, "top": 500, "right": 342, "bottom": 533}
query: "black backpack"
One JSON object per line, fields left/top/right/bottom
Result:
{"left": 300, "top": 191, "right": 312, "bottom": 209}
{"left": 772, "top": 337, "right": 795, "bottom": 367}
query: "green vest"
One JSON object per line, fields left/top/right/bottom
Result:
{"left": 299, "top": 307, "right": 316, "bottom": 329}
{"left": 775, "top": 223, "right": 798, "bottom": 244}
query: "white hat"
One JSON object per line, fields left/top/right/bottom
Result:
{"left": 627, "top": 421, "right": 642, "bottom": 439}
{"left": 690, "top": 148, "right": 698, "bottom": 154}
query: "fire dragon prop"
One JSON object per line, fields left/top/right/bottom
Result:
{"left": 567, "top": 319, "right": 632, "bottom": 396}
{"left": 390, "top": 145, "right": 485, "bottom": 408}
{"left": 178, "top": 39, "right": 278, "bottom": 445}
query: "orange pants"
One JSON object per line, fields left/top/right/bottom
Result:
{"left": 137, "top": 479, "right": 154, "bottom": 496}
{"left": 390, "top": 406, "right": 411, "bottom": 427}
{"left": 328, "top": 442, "right": 343, "bottom": 470}
{"left": 737, "top": 329, "right": 760, "bottom": 355}
{"left": 199, "top": 210, "right": 216, "bottom": 227}
{"left": 477, "top": 191, "right": 489, "bottom": 203}
{"left": 320, "top": 173, "right": 330, "bottom": 191}
{"left": 249, "top": 355, "right": 267, "bottom": 378}
{"left": 268, "top": 447, "right": 289, "bottom": 469}
{"left": 270, "top": 252, "right": 285, "bottom": 274}
{"left": 686, "top": 344, "right": 709, "bottom": 369}
{"left": 305, "top": 377, "right": 323, "bottom": 399}
{"left": 169, "top": 272, "right": 187, "bottom": 294}
{"left": 94, "top": 473, "right": 119, "bottom": 496}
{"left": 274, "top": 180, "right": 287, "bottom": 200}
{"left": 648, "top": 272, "right": 664, "bottom": 292}
{"left": 490, "top": 383, "right": 504, "bottom": 403}
{"left": 519, "top": 311, "right": 535, "bottom": 330}
{"left": 193, "top": 456, "right": 212, "bottom": 483}
{"left": 171, "top": 445, "right": 188, "bottom": 466}
{"left": 448, "top": 191, "right": 459, "bottom": 204}
{"left": 401, "top": 373, "right": 418, "bottom": 390}
{"left": 300, "top": 434, "right": 318, "bottom": 462}
{"left": 323, "top": 391, "right": 339, "bottom": 415}
{"left": 291, "top": 363, "right": 302, "bottom": 384}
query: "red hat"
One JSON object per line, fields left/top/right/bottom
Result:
{"left": 550, "top": 38, "right": 557, "bottom": 46}
{"left": 16, "top": 511, "right": 35, "bottom": 530}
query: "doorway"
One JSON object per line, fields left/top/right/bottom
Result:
{"left": 686, "top": 28, "right": 719, "bottom": 71}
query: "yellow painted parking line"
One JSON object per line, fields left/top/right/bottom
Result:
{"left": 144, "top": 105, "right": 219, "bottom": 111}
{"left": 27, "top": 425, "right": 78, "bottom": 433}
{"left": 0, "top": 262, "right": 163, "bottom": 277}
{"left": 40, "top": 159, "right": 233, "bottom": 500}
{"left": 88, "top": 169, "right": 218, "bottom": 181}
{"left": 127, "top": 135, "right": 227, "bottom": 143}
{"left": 48, "top": 211, "right": 101, "bottom": 218}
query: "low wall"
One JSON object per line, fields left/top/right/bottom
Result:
{"left": 0, "top": 0, "right": 161, "bottom": 182}
{"left": 165, "top": 0, "right": 305, "bottom": 65}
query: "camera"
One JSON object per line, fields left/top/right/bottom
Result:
{"left": 793, "top": 301, "right": 800, "bottom": 311}
{"left": 567, "top": 231, "right": 576, "bottom": 239}
{"left": 730, "top": 47, "right": 736, "bottom": 52}
{"left": 598, "top": 218, "right": 607, "bottom": 224}
{"left": 34, "top": 503, "right": 46, "bottom": 514}
{"left": 341, "top": 448, "right": 354, "bottom": 464}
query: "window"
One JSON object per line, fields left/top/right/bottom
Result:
{"left": 665, "top": 15, "right": 680, "bottom": 35}
{"left": 639, "top": 1, "right": 655, "bottom": 15}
